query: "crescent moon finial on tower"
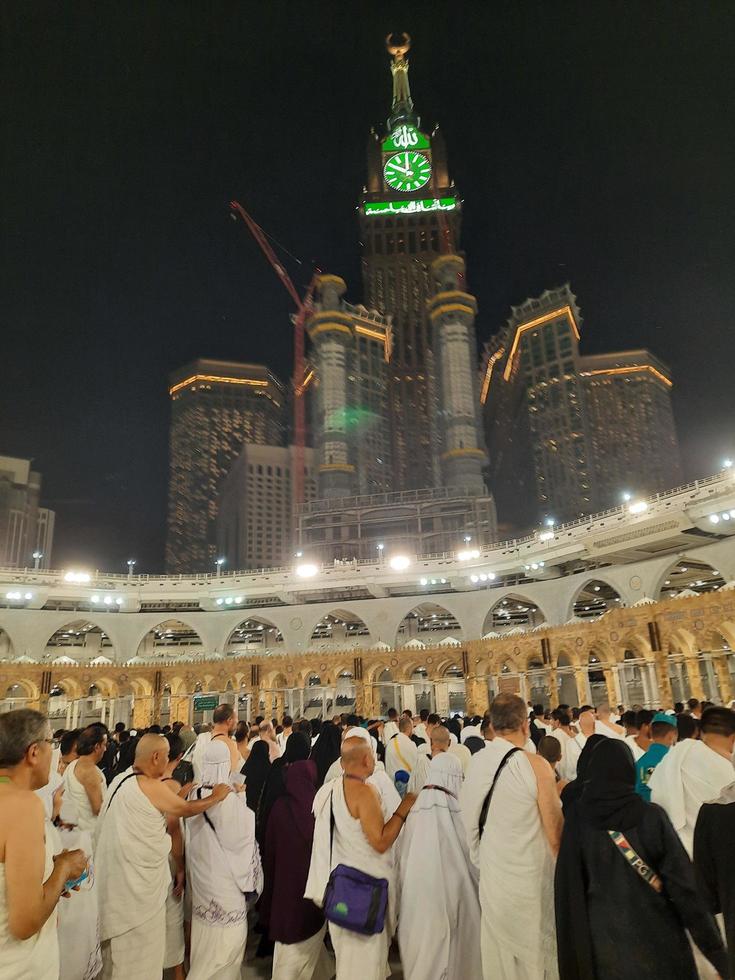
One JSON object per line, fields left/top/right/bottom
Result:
{"left": 386, "top": 32, "right": 411, "bottom": 60}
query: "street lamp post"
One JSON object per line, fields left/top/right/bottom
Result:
{"left": 215, "top": 557, "right": 226, "bottom": 578}
{"left": 32, "top": 551, "right": 43, "bottom": 570}
{"left": 377, "top": 543, "right": 384, "bottom": 565}
{"left": 126, "top": 559, "right": 136, "bottom": 579}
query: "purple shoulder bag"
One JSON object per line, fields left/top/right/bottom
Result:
{"left": 322, "top": 786, "right": 389, "bottom": 935}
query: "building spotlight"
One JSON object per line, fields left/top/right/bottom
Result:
{"left": 723, "top": 459, "right": 733, "bottom": 469}
{"left": 296, "top": 563, "right": 318, "bottom": 578}
{"left": 389, "top": 555, "right": 411, "bottom": 571}
{"left": 628, "top": 500, "right": 648, "bottom": 515}
{"left": 622, "top": 491, "right": 632, "bottom": 502}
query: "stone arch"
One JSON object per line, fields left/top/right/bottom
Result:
{"left": 366, "top": 661, "right": 393, "bottom": 685}
{"left": 223, "top": 616, "right": 283, "bottom": 655}
{"left": 4, "top": 677, "right": 38, "bottom": 700}
{"left": 128, "top": 676, "right": 153, "bottom": 697}
{"left": 167, "top": 675, "right": 187, "bottom": 696}
{"left": 0, "top": 622, "right": 17, "bottom": 660}
{"left": 51, "top": 675, "right": 83, "bottom": 700}
{"left": 44, "top": 619, "right": 117, "bottom": 661}
{"left": 307, "top": 609, "right": 372, "bottom": 650}
{"left": 90, "top": 676, "right": 119, "bottom": 699}
{"left": 483, "top": 594, "right": 546, "bottom": 635}
{"left": 395, "top": 603, "right": 463, "bottom": 647}
{"left": 134, "top": 619, "right": 204, "bottom": 661}
{"left": 654, "top": 557, "right": 725, "bottom": 601}
{"left": 568, "top": 578, "right": 624, "bottom": 621}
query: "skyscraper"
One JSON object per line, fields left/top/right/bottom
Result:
{"left": 482, "top": 285, "right": 681, "bottom": 526}
{"left": 0, "top": 456, "right": 54, "bottom": 568}
{"left": 581, "top": 350, "right": 681, "bottom": 508}
{"left": 165, "top": 358, "right": 286, "bottom": 572}
{"left": 306, "top": 275, "right": 393, "bottom": 500}
{"left": 359, "top": 34, "right": 462, "bottom": 491}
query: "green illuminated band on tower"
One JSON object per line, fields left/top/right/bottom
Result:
{"left": 364, "top": 197, "right": 457, "bottom": 216}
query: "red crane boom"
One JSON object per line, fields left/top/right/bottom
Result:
{"left": 229, "top": 200, "right": 317, "bottom": 515}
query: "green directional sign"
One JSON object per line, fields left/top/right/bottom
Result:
{"left": 193, "top": 695, "right": 219, "bottom": 712}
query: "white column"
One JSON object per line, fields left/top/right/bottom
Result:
{"left": 640, "top": 666, "right": 652, "bottom": 707}
{"left": 646, "top": 663, "right": 659, "bottom": 706}
{"left": 99, "top": 701, "right": 106, "bottom": 728}
{"left": 65, "top": 701, "right": 72, "bottom": 728}
{"left": 71, "top": 700, "right": 80, "bottom": 728}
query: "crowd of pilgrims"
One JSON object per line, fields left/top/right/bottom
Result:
{"left": 2, "top": 693, "right": 735, "bottom": 980}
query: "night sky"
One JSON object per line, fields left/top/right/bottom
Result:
{"left": 2, "top": 2, "right": 734, "bottom": 573}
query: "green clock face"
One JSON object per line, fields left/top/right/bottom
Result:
{"left": 383, "top": 151, "right": 432, "bottom": 192}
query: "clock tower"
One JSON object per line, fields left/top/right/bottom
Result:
{"left": 359, "top": 34, "right": 461, "bottom": 491}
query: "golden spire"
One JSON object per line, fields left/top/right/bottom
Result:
{"left": 386, "top": 32, "right": 416, "bottom": 127}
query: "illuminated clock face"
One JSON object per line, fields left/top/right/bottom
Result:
{"left": 383, "top": 151, "right": 432, "bottom": 192}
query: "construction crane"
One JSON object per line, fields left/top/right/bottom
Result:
{"left": 229, "top": 200, "right": 319, "bottom": 513}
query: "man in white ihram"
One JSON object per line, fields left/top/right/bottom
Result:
{"left": 186, "top": 737, "right": 262, "bottom": 979}
{"left": 648, "top": 704, "right": 735, "bottom": 857}
{"left": 384, "top": 715, "right": 418, "bottom": 784}
{"left": 399, "top": 751, "right": 482, "bottom": 979}
{"left": 95, "top": 733, "right": 230, "bottom": 979}
{"left": 305, "top": 736, "right": 415, "bottom": 980}
{"left": 461, "top": 693, "right": 563, "bottom": 980}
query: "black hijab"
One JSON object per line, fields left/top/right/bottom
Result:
{"left": 577, "top": 737, "right": 648, "bottom": 831}
{"left": 560, "top": 733, "right": 606, "bottom": 814}
{"left": 464, "top": 735, "right": 486, "bottom": 755}
{"left": 243, "top": 739, "right": 271, "bottom": 813}
{"left": 256, "top": 732, "right": 311, "bottom": 847}
{"left": 556, "top": 738, "right": 652, "bottom": 979}
{"left": 309, "top": 723, "right": 343, "bottom": 788}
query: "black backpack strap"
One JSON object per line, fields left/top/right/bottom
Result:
{"left": 106, "top": 771, "right": 137, "bottom": 809}
{"left": 479, "top": 747, "right": 522, "bottom": 839}
{"left": 329, "top": 784, "right": 336, "bottom": 867}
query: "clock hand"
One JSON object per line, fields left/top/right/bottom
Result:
{"left": 387, "top": 162, "right": 412, "bottom": 175}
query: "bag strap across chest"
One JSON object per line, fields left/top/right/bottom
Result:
{"left": 479, "top": 746, "right": 522, "bottom": 838}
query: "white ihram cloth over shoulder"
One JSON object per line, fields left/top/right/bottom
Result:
{"left": 0, "top": 822, "right": 59, "bottom": 980}
{"left": 625, "top": 733, "right": 646, "bottom": 762}
{"left": 305, "top": 776, "right": 396, "bottom": 980}
{"left": 191, "top": 731, "right": 212, "bottom": 782}
{"left": 63, "top": 758, "right": 105, "bottom": 833}
{"left": 48, "top": 821, "right": 103, "bottom": 980}
{"left": 324, "top": 728, "right": 402, "bottom": 820}
{"left": 460, "top": 738, "right": 558, "bottom": 980}
{"left": 398, "top": 754, "right": 481, "bottom": 980}
{"left": 648, "top": 738, "right": 735, "bottom": 856}
{"left": 95, "top": 773, "right": 170, "bottom": 979}
{"left": 553, "top": 727, "right": 581, "bottom": 782}
{"left": 185, "top": 739, "right": 263, "bottom": 980}
{"left": 384, "top": 732, "right": 418, "bottom": 781}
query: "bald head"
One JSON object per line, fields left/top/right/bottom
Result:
{"left": 430, "top": 725, "right": 451, "bottom": 755}
{"left": 399, "top": 716, "right": 413, "bottom": 735}
{"left": 341, "top": 736, "right": 374, "bottom": 776}
{"left": 134, "top": 733, "right": 169, "bottom": 777}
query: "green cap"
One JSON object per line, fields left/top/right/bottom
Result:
{"left": 652, "top": 712, "right": 677, "bottom": 727}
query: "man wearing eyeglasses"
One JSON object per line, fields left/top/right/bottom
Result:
{"left": 0, "top": 708, "right": 87, "bottom": 978}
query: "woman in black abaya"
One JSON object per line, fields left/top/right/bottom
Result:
{"left": 554, "top": 738, "right": 727, "bottom": 980}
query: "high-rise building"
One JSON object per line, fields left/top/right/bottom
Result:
{"left": 0, "top": 456, "right": 54, "bottom": 568}
{"left": 296, "top": 37, "right": 495, "bottom": 563}
{"left": 166, "top": 359, "right": 287, "bottom": 573}
{"left": 581, "top": 350, "right": 681, "bottom": 509}
{"left": 359, "top": 34, "right": 461, "bottom": 491}
{"left": 217, "top": 444, "right": 316, "bottom": 570}
{"left": 306, "top": 276, "right": 393, "bottom": 499}
{"left": 482, "top": 285, "right": 681, "bottom": 526}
